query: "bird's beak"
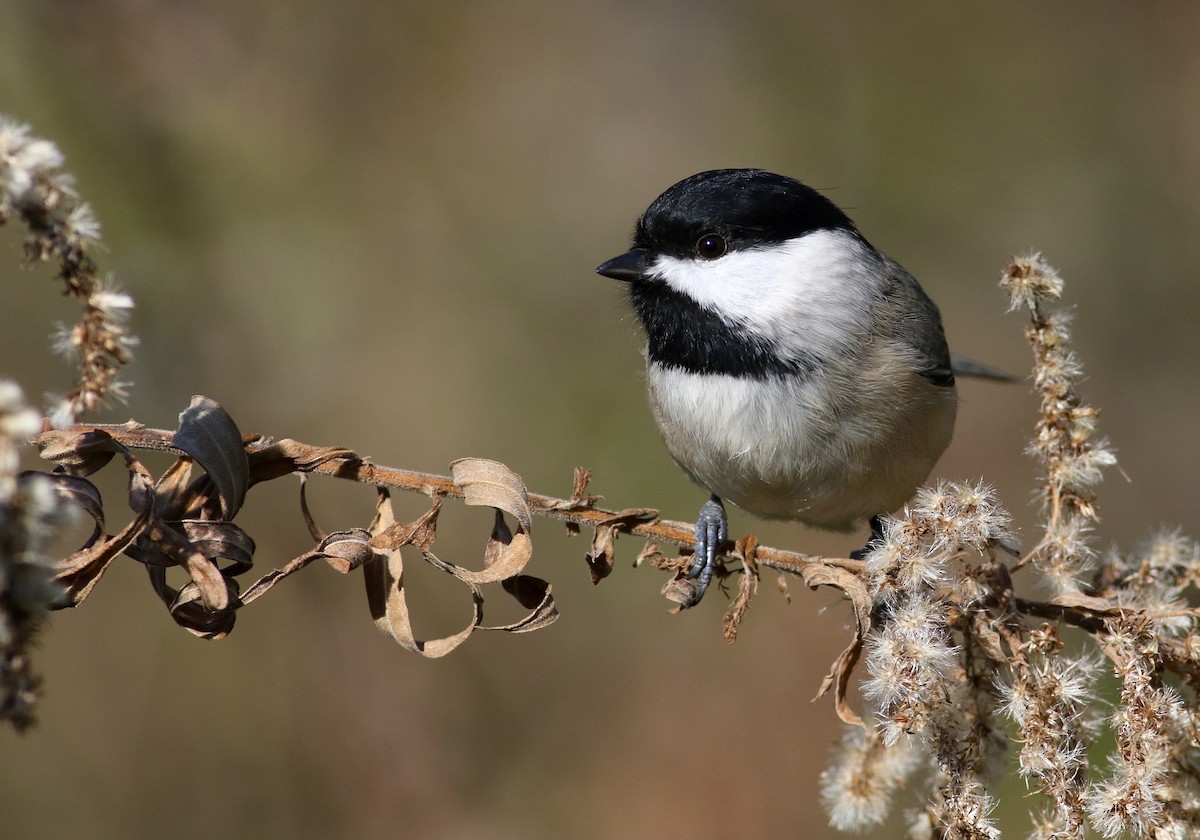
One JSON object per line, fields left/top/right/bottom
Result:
{"left": 595, "top": 248, "right": 650, "bottom": 282}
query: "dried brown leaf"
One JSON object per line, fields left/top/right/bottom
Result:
{"left": 34, "top": 426, "right": 133, "bottom": 475}
{"left": 136, "top": 521, "right": 232, "bottom": 611}
{"left": 970, "top": 611, "right": 1008, "bottom": 662}
{"left": 546, "top": 467, "right": 601, "bottom": 511}
{"left": 1047, "top": 591, "right": 1119, "bottom": 615}
{"left": 723, "top": 534, "right": 760, "bottom": 643}
{"left": 298, "top": 475, "right": 326, "bottom": 541}
{"left": 634, "top": 542, "right": 664, "bottom": 568}
{"left": 321, "top": 529, "right": 377, "bottom": 574}
{"left": 366, "top": 547, "right": 484, "bottom": 658}
{"left": 587, "top": 524, "right": 619, "bottom": 584}
{"left": 51, "top": 492, "right": 144, "bottom": 607}
{"left": 450, "top": 457, "right": 531, "bottom": 532}
{"left": 47, "top": 439, "right": 158, "bottom": 608}
{"left": 246, "top": 438, "right": 362, "bottom": 485}
{"left": 239, "top": 549, "right": 325, "bottom": 606}
{"left": 776, "top": 574, "right": 792, "bottom": 604}
{"left": 33, "top": 472, "right": 103, "bottom": 549}
{"left": 490, "top": 575, "right": 559, "bottom": 633}
{"left": 152, "top": 456, "right": 195, "bottom": 521}
{"left": 662, "top": 574, "right": 702, "bottom": 611}
{"left": 407, "top": 460, "right": 535, "bottom": 585}
{"left": 362, "top": 491, "right": 482, "bottom": 658}
{"left": 372, "top": 496, "right": 442, "bottom": 554}
{"left": 819, "top": 641, "right": 865, "bottom": 728}
{"left": 175, "top": 520, "right": 255, "bottom": 577}
{"left": 804, "top": 563, "right": 873, "bottom": 727}
{"left": 587, "top": 508, "right": 658, "bottom": 585}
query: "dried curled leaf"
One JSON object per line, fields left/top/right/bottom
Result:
{"left": 805, "top": 562, "right": 873, "bottom": 727}
{"left": 363, "top": 491, "right": 482, "bottom": 658}
{"left": 42, "top": 434, "right": 158, "bottom": 607}
{"left": 451, "top": 458, "right": 531, "bottom": 531}
{"left": 35, "top": 424, "right": 138, "bottom": 475}
{"left": 363, "top": 464, "right": 559, "bottom": 657}
{"left": 587, "top": 508, "right": 658, "bottom": 584}
{"left": 28, "top": 400, "right": 678, "bottom": 666}
{"left": 172, "top": 395, "right": 248, "bottom": 519}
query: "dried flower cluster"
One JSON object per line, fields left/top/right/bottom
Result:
{"left": 817, "top": 255, "right": 1200, "bottom": 839}
{"left": 847, "top": 480, "right": 1012, "bottom": 839}
{"left": 0, "top": 116, "right": 134, "bottom": 426}
{"left": 1001, "top": 254, "right": 1115, "bottom": 594}
{"left": 0, "top": 381, "right": 69, "bottom": 730}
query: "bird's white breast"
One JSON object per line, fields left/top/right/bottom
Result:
{"left": 646, "top": 343, "right": 957, "bottom": 530}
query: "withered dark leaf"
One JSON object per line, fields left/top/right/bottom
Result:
{"left": 493, "top": 575, "right": 559, "bottom": 632}
{"left": 151, "top": 581, "right": 238, "bottom": 640}
{"left": 247, "top": 438, "right": 362, "bottom": 486}
{"left": 152, "top": 457, "right": 195, "bottom": 521}
{"left": 49, "top": 450, "right": 158, "bottom": 608}
{"left": 587, "top": 508, "right": 659, "bottom": 585}
{"left": 587, "top": 524, "right": 618, "bottom": 584}
{"left": 175, "top": 520, "right": 255, "bottom": 577}
{"left": 132, "top": 520, "right": 231, "bottom": 612}
{"left": 29, "top": 472, "right": 104, "bottom": 549}
{"left": 52, "top": 502, "right": 145, "bottom": 608}
{"left": 172, "top": 395, "right": 248, "bottom": 519}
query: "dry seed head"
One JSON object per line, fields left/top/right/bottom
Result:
{"left": 820, "top": 727, "right": 920, "bottom": 832}
{"left": 1001, "top": 253, "right": 1065, "bottom": 311}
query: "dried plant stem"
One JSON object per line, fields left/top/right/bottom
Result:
{"left": 51, "top": 421, "right": 865, "bottom": 578}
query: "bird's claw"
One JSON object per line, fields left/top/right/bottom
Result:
{"left": 850, "top": 514, "right": 887, "bottom": 560}
{"left": 687, "top": 496, "right": 727, "bottom": 603}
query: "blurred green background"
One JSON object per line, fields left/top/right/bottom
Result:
{"left": 3, "top": 2, "right": 1199, "bottom": 838}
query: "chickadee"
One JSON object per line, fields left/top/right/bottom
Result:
{"left": 597, "top": 169, "right": 1006, "bottom": 606}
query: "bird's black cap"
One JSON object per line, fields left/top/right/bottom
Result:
{"left": 630, "top": 168, "right": 858, "bottom": 260}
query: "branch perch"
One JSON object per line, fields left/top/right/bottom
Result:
{"left": 35, "top": 418, "right": 865, "bottom": 579}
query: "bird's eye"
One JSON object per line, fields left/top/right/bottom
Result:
{"left": 695, "top": 234, "right": 727, "bottom": 260}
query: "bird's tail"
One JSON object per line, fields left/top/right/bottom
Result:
{"left": 950, "top": 353, "right": 1021, "bottom": 383}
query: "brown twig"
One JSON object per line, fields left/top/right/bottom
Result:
{"left": 50, "top": 421, "right": 865, "bottom": 578}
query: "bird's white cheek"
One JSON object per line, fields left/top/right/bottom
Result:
{"left": 650, "top": 231, "right": 881, "bottom": 355}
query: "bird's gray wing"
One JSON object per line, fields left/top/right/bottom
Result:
{"left": 876, "top": 256, "right": 956, "bottom": 388}
{"left": 877, "top": 256, "right": 1020, "bottom": 386}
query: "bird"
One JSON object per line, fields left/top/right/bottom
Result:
{"left": 596, "top": 168, "right": 1011, "bottom": 607}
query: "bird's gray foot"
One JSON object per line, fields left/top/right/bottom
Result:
{"left": 687, "top": 495, "right": 728, "bottom": 601}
